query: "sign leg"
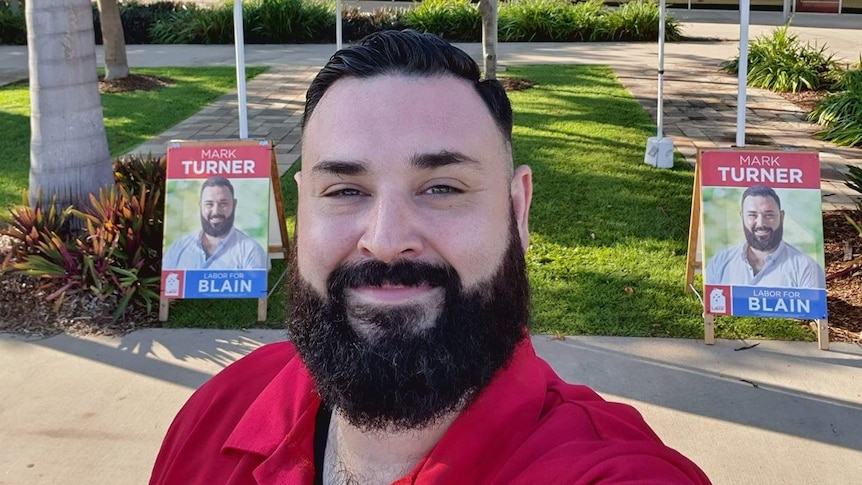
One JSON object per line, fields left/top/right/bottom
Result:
{"left": 704, "top": 313, "right": 715, "bottom": 345}
{"left": 159, "top": 298, "right": 169, "bottom": 322}
{"left": 816, "top": 319, "right": 829, "bottom": 350}
{"left": 258, "top": 298, "right": 267, "bottom": 322}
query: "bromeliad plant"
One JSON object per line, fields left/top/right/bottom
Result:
{"left": 0, "top": 154, "right": 166, "bottom": 323}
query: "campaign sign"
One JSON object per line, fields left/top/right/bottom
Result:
{"left": 160, "top": 141, "right": 272, "bottom": 299}
{"left": 700, "top": 149, "right": 827, "bottom": 319}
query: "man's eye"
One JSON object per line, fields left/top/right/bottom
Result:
{"left": 325, "top": 188, "right": 364, "bottom": 197}
{"left": 424, "top": 185, "right": 461, "bottom": 195}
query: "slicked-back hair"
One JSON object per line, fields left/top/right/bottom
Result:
{"left": 302, "top": 29, "right": 513, "bottom": 147}
{"left": 200, "top": 176, "right": 235, "bottom": 198}
{"left": 742, "top": 185, "right": 781, "bottom": 209}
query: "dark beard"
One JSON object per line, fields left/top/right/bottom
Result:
{"left": 744, "top": 223, "right": 783, "bottom": 252}
{"left": 287, "top": 217, "right": 530, "bottom": 431}
{"left": 200, "top": 211, "right": 234, "bottom": 238}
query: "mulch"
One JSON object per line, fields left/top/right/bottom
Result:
{"left": 98, "top": 73, "right": 175, "bottom": 94}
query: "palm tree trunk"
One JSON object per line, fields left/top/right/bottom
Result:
{"left": 96, "top": 0, "right": 129, "bottom": 80}
{"left": 478, "top": 0, "right": 498, "bottom": 81}
{"left": 25, "top": 0, "right": 113, "bottom": 211}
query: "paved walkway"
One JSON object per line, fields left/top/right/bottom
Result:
{"left": 1, "top": 330, "right": 860, "bottom": 485}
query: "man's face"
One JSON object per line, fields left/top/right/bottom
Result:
{"left": 741, "top": 194, "right": 784, "bottom": 252}
{"left": 199, "top": 185, "right": 236, "bottom": 238}
{"left": 290, "top": 74, "right": 533, "bottom": 429}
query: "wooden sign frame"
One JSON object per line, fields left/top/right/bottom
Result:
{"left": 685, "top": 148, "right": 829, "bottom": 350}
{"left": 157, "top": 139, "right": 290, "bottom": 323}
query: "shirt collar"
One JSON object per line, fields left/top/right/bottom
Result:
{"left": 195, "top": 227, "right": 238, "bottom": 250}
{"left": 220, "top": 338, "right": 544, "bottom": 484}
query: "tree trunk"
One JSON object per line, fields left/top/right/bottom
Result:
{"left": 478, "top": 0, "right": 498, "bottom": 81}
{"left": 25, "top": 0, "right": 113, "bottom": 211}
{"left": 95, "top": 0, "right": 129, "bottom": 80}
{"left": 10, "top": 0, "right": 21, "bottom": 15}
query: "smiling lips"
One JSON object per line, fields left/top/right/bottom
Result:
{"left": 348, "top": 283, "right": 443, "bottom": 305}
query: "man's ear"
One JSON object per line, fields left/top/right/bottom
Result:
{"left": 294, "top": 170, "right": 302, "bottom": 194}
{"left": 511, "top": 165, "right": 533, "bottom": 252}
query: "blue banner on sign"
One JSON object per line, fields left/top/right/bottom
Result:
{"left": 182, "top": 270, "right": 268, "bottom": 299}
{"left": 731, "top": 286, "right": 827, "bottom": 319}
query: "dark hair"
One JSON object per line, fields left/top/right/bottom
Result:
{"left": 742, "top": 185, "right": 781, "bottom": 209}
{"left": 200, "top": 176, "right": 235, "bottom": 198}
{"left": 302, "top": 29, "right": 513, "bottom": 146}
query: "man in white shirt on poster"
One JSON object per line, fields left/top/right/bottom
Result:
{"left": 706, "top": 184, "right": 825, "bottom": 288}
{"left": 162, "top": 176, "right": 266, "bottom": 270}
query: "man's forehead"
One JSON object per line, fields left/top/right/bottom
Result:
{"left": 202, "top": 186, "right": 232, "bottom": 198}
{"left": 302, "top": 74, "right": 510, "bottom": 172}
{"left": 743, "top": 195, "right": 779, "bottom": 209}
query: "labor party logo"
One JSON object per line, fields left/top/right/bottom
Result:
{"left": 160, "top": 141, "right": 271, "bottom": 299}
{"left": 699, "top": 149, "right": 827, "bottom": 320}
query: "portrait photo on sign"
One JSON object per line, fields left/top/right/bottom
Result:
{"left": 161, "top": 176, "right": 269, "bottom": 271}
{"left": 702, "top": 185, "right": 826, "bottom": 289}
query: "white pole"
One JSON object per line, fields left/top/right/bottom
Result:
{"left": 736, "top": 0, "right": 750, "bottom": 147}
{"left": 234, "top": 0, "right": 249, "bottom": 139}
{"left": 657, "top": 0, "right": 666, "bottom": 139}
{"left": 336, "top": 0, "right": 343, "bottom": 50}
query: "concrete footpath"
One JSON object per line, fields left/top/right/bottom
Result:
{"left": 1, "top": 330, "right": 860, "bottom": 484}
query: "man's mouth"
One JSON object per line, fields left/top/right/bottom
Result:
{"left": 347, "top": 284, "right": 443, "bottom": 306}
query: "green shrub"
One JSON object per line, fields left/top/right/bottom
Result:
{"left": 149, "top": 3, "right": 236, "bottom": 44}
{"left": 0, "top": 3, "right": 25, "bottom": 45}
{"left": 0, "top": 155, "right": 167, "bottom": 322}
{"left": 809, "top": 65, "right": 862, "bottom": 147}
{"left": 721, "top": 25, "right": 838, "bottom": 93}
{"left": 94, "top": 1, "right": 186, "bottom": 45}
{"left": 499, "top": 0, "right": 678, "bottom": 43}
{"left": 499, "top": 0, "right": 576, "bottom": 42}
{"left": 342, "top": 7, "right": 404, "bottom": 42}
{"left": 245, "top": 0, "right": 335, "bottom": 44}
{"left": 601, "top": 0, "right": 680, "bottom": 42}
{"left": 402, "top": 0, "right": 481, "bottom": 42}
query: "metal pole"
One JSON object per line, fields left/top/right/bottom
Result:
{"left": 234, "top": 0, "right": 249, "bottom": 139}
{"left": 736, "top": 0, "right": 750, "bottom": 147}
{"left": 336, "top": 0, "right": 343, "bottom": 50}
{"left": 657, "top": 0, "right": 666, "bottom": 139}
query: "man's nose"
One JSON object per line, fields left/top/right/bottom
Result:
{"left": 357, "top": 195, "right": 424, "bottom": 263}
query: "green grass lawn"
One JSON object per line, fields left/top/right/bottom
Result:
{"left": 1, "top": 64, "right": 813, "bottom": 340}
{"left": 0, "top": 66, "right": 266, "bottom": 208}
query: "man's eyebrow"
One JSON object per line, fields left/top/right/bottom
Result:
{"left": 311, "top": 160, "right": 368, "bottom": 176}
{"left": 411, "top": 151, "right": 481, "bottom": 170}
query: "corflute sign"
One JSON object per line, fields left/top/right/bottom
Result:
{"left": 160, "top": 141, "right": 272, "bottom": 299}
{"left": 700, "top": 149, "right": 827, "bottom": 319}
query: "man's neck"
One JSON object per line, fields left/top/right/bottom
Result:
{"left": 323, "top": 409, "right": 459, "bottom": 485}
{"left": 200, "top": 231, "right": 228, "bottom": 258}
{"left": 746, "top": 243, "right": 780, "bottom": 275}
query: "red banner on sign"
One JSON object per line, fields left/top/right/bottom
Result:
{"left": 167, "top": 143, "right": 271, "bottom": 180}
{"left": 700, "top": 150, "right": 820, "bottom": 189}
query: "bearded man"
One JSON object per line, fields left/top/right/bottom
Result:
{"left": 149, "top": 30, "right": 711, "bottom": 485}
{"left": 162, "top": 176, "right": 266, "bottom": 270}
{"left": 706, "top": 184, "right": 825, "bottom": 288}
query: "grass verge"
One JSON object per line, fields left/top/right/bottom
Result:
{"left": 0, "top": 66, "right": 267, "bottom": 208}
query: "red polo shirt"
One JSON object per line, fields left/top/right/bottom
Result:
{"left": 150, "top": 339, "right": 711, "bottom": 484}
